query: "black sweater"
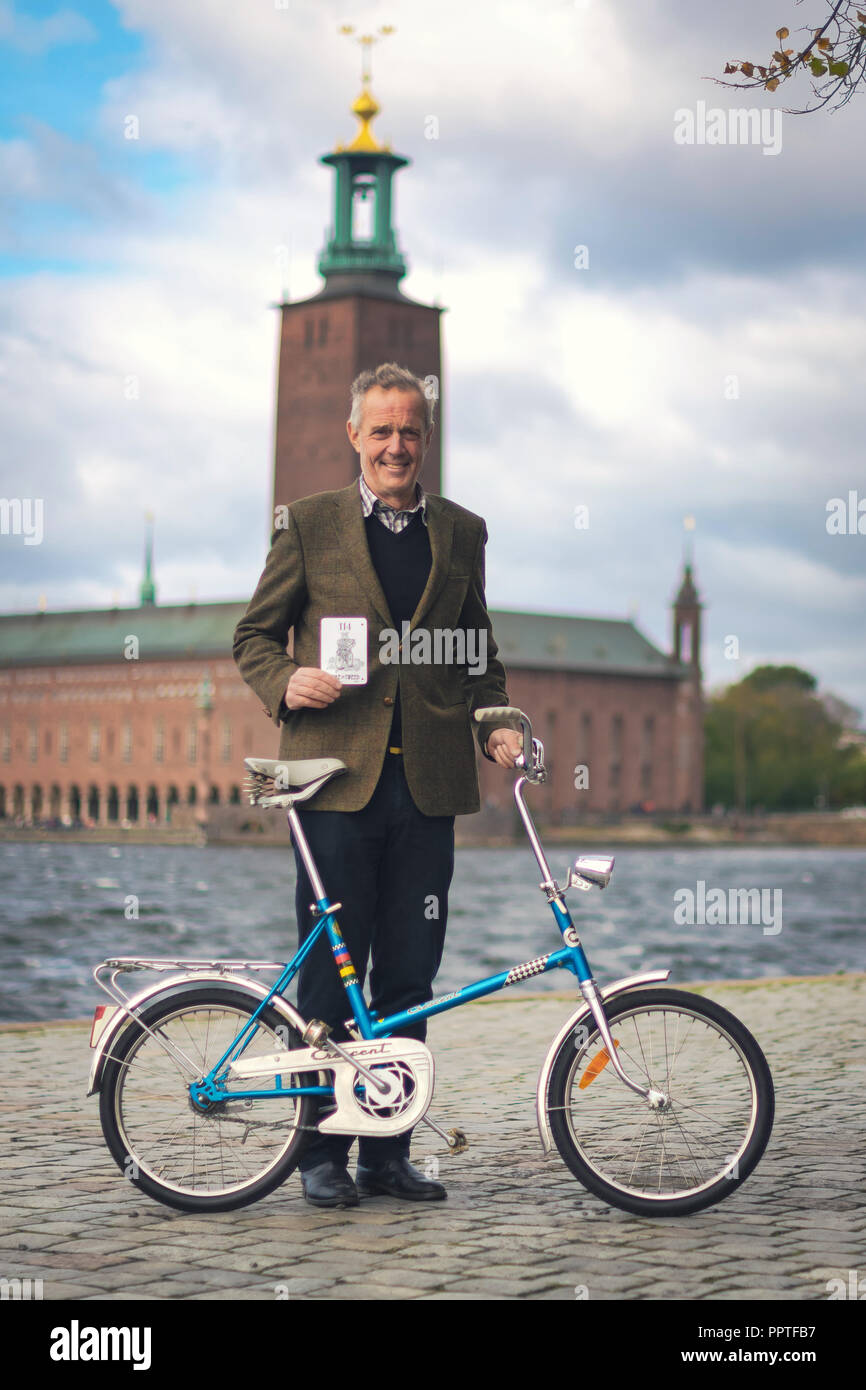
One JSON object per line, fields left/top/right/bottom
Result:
{"left": 363, "top": 511, "right": 432, "bottom": 746}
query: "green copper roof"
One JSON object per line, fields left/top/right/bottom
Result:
{"left": 490, "top": 609, "right": 688, "bottom": 678}
{"left": 0, "top": 602, "right": 247, "bottom": 666}
{"left": 0, "top": 600, "right": 688, "bottom": 678}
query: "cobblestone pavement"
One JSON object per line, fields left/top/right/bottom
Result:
{"left": 1, "top": 975, "right": 864, "bottom": 1301}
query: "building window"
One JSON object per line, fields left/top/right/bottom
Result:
{"left": 29, "top": 724, "right": 38, "bottom": 763}
{"left": 59, "top": 724, "right": 68, "bottom": 764}
{"left": 351, "top": 175, "right": 376, "bottom": 240}
{"left": 1, "top": 728, "right": 10, "bottom": 763}
{"left": 172, "top": 727, "right": 181, "bottom": 758}
{"left": 89, "top": 722, "right": 100, "bottom": 762}
{"left": 318, "top": 317, "right": 329, "bottom": 347}
{"left": 188, "top": 723, "right": 197, "bottom": 763}
{"left": 640, "top": 716, "right": 654, "bottom": 798}
{"left": 304, "top": 319, "right": 314, "bottom": 349}
{"left": 609, "top": 714, "right": 623, "bottom": 794}
{"left": 106, "top": 726, "right": 115, "bottom": 757}
{"left": 154, "top": 719, "right": 165, "bottom": 763}
{"left": 221, "top": 720, "right": 232, "bottom": 763}
{"left": 122, "top": 724, "right": 132, "bottom": 763}
{"left": 44, "top": 729, "right": 52, "bottom": 758}
{"left": 580, "top": 712, "right": 592, "bottom": 760}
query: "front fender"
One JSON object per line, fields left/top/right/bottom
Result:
{"left": 87, "top": 972, "right": 307, "bottom": 1096}
{"left": 535, "top": 970, "right": 670, "bottom": 1153}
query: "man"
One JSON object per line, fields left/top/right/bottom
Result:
{"left": 233, "top": 362, "right": 523, "bottom": 1208}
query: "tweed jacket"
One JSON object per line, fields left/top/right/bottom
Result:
{"left": 232, "top": 480, "right": 521, "bottom": 815}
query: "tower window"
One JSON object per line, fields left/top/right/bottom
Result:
{"left": 304, "top": 320, "right": 314, "bottom": 349}
{"left": 318, "top": 317, "right": 329, "bottom": 347}
{"left": 351, "top": 176, "right": 376, "bottom": 240}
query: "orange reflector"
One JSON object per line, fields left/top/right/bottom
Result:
{"left": 579, "top": 1039, "right": 620, "bottom": 1088}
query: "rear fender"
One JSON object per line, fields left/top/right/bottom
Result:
{"left": 87, "top": 972, "right": 307, "bottom": 1096}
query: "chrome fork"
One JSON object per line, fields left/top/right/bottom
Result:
{"left": 511, "top": 759, "right": 670, "bottom": 1111}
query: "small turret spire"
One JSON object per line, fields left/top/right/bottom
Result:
{"left": 139, "top": 511, "right": 156, "bottom": 606}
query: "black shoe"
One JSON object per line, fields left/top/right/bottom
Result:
{"left": 356, "top": 1156, "right": 447, "bottom": 1201}
{"left": 300, "top": 1160, "right": 359, "bottom": 1208}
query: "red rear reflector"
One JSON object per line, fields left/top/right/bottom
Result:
{"left": 90, "top": 1005, "right": 114, "bottom": 1048}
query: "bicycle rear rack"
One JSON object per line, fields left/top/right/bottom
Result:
{"left": 93, "top": 957, "right": 286, "bottom": 1012}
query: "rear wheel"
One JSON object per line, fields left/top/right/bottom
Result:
{"left": 547, "top": 988, "right": 774, "bottom": 1216}
{"left": 99, "top": 986, "right": 315, "bottom": 1212}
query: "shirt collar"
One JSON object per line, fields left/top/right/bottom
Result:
{"left": 358, "top": 472, "right": 427, "bottom": 522}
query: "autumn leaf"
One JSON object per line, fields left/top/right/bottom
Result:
{"left": 765, "top": 77, "right": 780, "bottom": 90}
{"left": 828, "top": 60, "right": 850, "bottom": 76}
{"left": 741, "top": 61, "right": 755, "bottom": 77}
{"left": 810, "top": 58, "right": 828, "bottom": 75}
{"left": 816, "top": 37, "right": 832, "bottom": 50}
{"left": 776, "top": 26, "right": 789, "bottom": 39}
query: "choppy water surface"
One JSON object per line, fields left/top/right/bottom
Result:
{"left": 0, "top": 841, "right": 863, "bottom": 1021}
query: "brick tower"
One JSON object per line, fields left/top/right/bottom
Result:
{"left": 272, "top": 56, "right": 443, "bottom": 516}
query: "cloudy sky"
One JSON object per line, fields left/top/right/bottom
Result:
{"left": 2, "top": 0, "right": 865, "bottom": 714}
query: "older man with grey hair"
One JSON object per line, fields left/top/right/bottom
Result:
{"left": 233, "top": 361, "right": 523, "bottom": 1208}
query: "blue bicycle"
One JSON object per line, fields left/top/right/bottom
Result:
{"left": 89, "top": 707, "right": 774, "bottom": 1218}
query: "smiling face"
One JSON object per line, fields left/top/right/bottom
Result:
{"left": 347, "top": 386, "right": 432, "bottom": 510}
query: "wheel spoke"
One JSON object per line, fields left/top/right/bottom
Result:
{"left": 552, "top": 993, "right": 771, "bottom": 1209}
{"left": 103, "top": 996, "right": 309, "bottom": 1204}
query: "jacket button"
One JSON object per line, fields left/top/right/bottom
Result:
{"left": 383, "top": 696, "right": 394, "bottom": 706}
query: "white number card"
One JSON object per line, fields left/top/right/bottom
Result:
{"left": 320, "top": 617, "right": 368, "bottom": 685}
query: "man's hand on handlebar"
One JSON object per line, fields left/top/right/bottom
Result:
{"left": 284, "top": 668, "right": 342, "bottom": 710}
{"left": 486, "top": 727, "right": 525, "bottom": 769}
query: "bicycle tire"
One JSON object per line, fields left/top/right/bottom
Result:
{"left": 546, "top": 987, "right": 774, "bottom": 1217}
{"left": 99, "top": 985, "right": 316, "bottom": 1213}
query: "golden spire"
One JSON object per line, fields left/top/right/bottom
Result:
{"left": 335, "top": 24, "right": 395, "bottom": 153}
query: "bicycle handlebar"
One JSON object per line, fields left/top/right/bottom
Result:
{"left": 473, "top": 705, "right": 533, "bottom": 770}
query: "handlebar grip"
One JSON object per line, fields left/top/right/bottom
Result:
{"left": 473, "top": 706, "right": 525, "bottom": 723}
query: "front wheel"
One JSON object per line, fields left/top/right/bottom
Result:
{"left": 99, "top": 986, "right": 316, "bottom": 1212}
{"left": 546, "top": 987, "right": 774, "bottom": 1217}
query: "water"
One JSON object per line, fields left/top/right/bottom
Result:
{"left": 0, "top": 841, "right": 863, "bottom": 1022}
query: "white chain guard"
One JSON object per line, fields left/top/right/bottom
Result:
{"left": 228, "top": 1037, "right": 435, "bottom": 1137}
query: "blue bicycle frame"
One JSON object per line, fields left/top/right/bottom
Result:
{"left": 192, "top": 765, "right": 596, "bottom": 1107}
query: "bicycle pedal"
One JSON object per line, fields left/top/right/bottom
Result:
{"left": 447, "top": 1128, "right": 468, "bottom": 1155}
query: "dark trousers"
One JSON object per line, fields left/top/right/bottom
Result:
{"left": 291, "top": 751, "right": 455, "bottom": 1170}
